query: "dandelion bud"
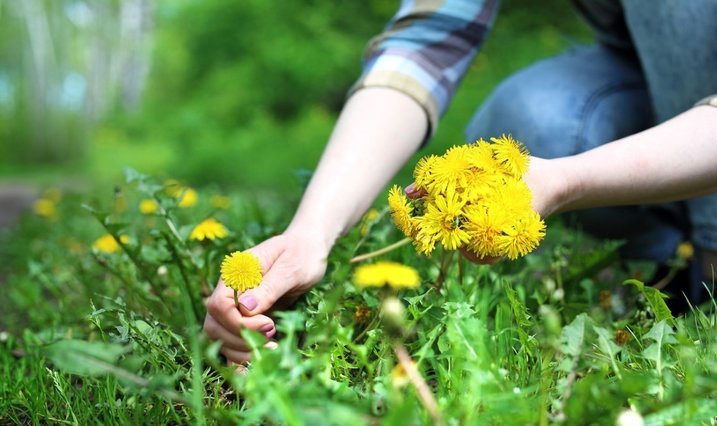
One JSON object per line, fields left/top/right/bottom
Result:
{"left": 615, "top": 409, "right": 644, "bottom": 426}
{"left": 381, "top": 297, "right": 406, "bottom": 337}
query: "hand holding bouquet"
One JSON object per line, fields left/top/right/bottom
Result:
{"left": 389, "top": 135, "right": 545, "bottom": 260}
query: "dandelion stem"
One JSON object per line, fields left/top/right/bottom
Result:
{"left": 234, "top": 289, "right": 239, "bottom": 308}
{"left": 350, "top": 238, "right": 411, "bottom": 263}
{"left": 435, "top": 249, "right": 455, "bottom": 290}
{"left": 393, "top": 343, "right": 445, "bottom": 426}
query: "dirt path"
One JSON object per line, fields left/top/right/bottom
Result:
{"left": 0, "top": 184, "right": 38, "bottom": 229}
{"left": 0, "top": 184, "right": 39, "bottom": 285}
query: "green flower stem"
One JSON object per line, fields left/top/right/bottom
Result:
{"left": 350, "top": 237, "right": 411, "bottom": 263}
{"left": 435, "top": 249, "right": 456, "bottom": 290}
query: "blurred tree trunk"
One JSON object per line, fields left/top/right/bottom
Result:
{"left": 20, "top": 0, "right": 56, "bottom": 158}
{"left": 4, "top": 0, "right": 154, "bottom": 163}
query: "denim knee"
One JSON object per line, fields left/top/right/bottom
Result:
{"left": 464, "top": 45, "right": 652, "bottom": 158}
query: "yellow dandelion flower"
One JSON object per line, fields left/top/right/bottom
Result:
{"left": 139, "top": 199, "right": 159, "bottom": 214}
{"left": 93, "top": 234, "right": 130, "bottom": 254}
{"left": 190, "top": 218, "right": 229, "bottom": 241}
{"left": 496, "top": 211, "right": 546, "bottom": 259}
{"left": 676, "top": 241, "right": 694, "bottom": 260}
{"left": 485, "top": 177, "right": 533, "bottom": 219}
{"left": 429, "top": 145, "right": 473, "bottom": 194}
{"left": 413, "top": 155, "right": 439, "bottom": 191}
{"left": 412, "top": 217, "right": 439, "bottom": 256}
{"left": 178, "top": 187, "right": 198, "bottom": 208}
{"left": 463, "top": 204, "right": 509, "bottom": 258}
{"left": 418, "top": 189, "right": 470, "bottom": 250}
{"left": 490, "top": 134, "right": 530, "bottom": 178}
{"left": 33, "top": 198, "right": 56, "bottom": 219}
{"left": 388, "top": 185, "right": 414, "bottom": 237}
{"left": 353, "top": 261, "right": 420, "bottom": 290}
{"left": 467, "top": 139, "right": 500, "bottom": 172}
{"left": 220, "top": 251, "right": 263, "bottom": 292}
{"left": 210, "top": 195, "right": 231, "bottom": 210}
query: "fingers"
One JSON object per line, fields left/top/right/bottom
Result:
{"left": 222, "top": 341, "right": 280, "bottom": 366}
{"left": 204, "top": 315, "right": 250, "bottom": 351}
{"left": 220, "top": 347, "right": 252, "bottom": 364}
{"left": 405, "top": 182, "right": 427, "bottom": 199}
{"left": 205, "top": 282, "right": 276, "bottom": 334}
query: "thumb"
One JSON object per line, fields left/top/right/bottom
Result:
{"left": 236, "top": 268, "right": 283, "bottom": 316}
{"left": 405, "top": 182, "right": 427, "bottom": 199}
{"left": 237, "top": 236, "right": 285, "bottom": 316}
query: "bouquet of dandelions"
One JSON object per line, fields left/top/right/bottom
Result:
{"left": 388, "top": 135, "right": 545, "bottom": 260}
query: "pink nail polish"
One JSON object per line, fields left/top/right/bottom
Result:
{"left": 238, "top": 295, "right": 258, "bottom": 311}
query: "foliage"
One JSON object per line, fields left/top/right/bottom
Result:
{"left": 2, "top": 172, "right": 717, "bottom": 425}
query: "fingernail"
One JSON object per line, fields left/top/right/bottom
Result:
{"left": 405, "top": 183, "right": 416, "bottom": 195}
{"left": 238, "top": 295, "right": 257, "bottom": 311}
{"left": 259, "top": 323, "right": 274, "bottom": 333}
{"left": 264, "top": 327, "right": 276, "bottom": 339}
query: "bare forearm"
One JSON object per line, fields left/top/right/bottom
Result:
{"left": 558, "top": 106, "right": 717, "bottom": 212}
{"left": 286, "top": 87, "right": 428, "bottom": 247}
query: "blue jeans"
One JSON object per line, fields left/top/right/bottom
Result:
{"left": 465, "top": 1, "right": 717, "bottom": 291}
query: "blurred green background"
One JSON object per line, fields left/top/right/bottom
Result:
{"left": 0, "top": 0, "right": 592, "bottom": 197}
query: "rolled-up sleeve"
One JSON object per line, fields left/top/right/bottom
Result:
{"left": 349, "top": 0, "right": 500, "bottom": 142}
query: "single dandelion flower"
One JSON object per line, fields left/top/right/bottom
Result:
{"left": 210, "top": 195, "right": 231, "bottom": 210}
{"left": 413, "top": 155, "right": 439, "bottom": 191}
{"left": 33, "top": 198, "right": 56, "bottom": 219}
{"left": 486, "top": 177, "right": 533, "bottom": 220}
{"left": 419, "top": 189, "right": 470, "bottom": 250}
{"left": 496, "top": 210, "right": 545, "bottom": 259}
{"left": 388, "top": 185, "right": 414, "bottom": 237}
{"left": 190, "top": 218, "right": 229, "bottom": 241}
{"left": 464, "top": 204, "right": 508, "bottom": 258}
{"left": 220, "top": 251, "right": 263, "bottom": 292}
{"left": 178, "top": 187, "right": 198, "bottom": 208}
{"left": 139, "top": 198, "right": 159, "bottom": 214}
{"left": 353, "top": 261, "right": 420, "bottom": 290}
{"left": 413, "top": 221, "right": 439, "bottom": 256}
{"left": 429, "top": 145, "right": 473, "bottom": 194}
{"left": 467, "top": 139, "right": 500, "bottom": 172}
{"left": 677, "top": 241, "right": 694, "bottom": 260}
{"left": 93, "top": 234, "right": 130, "bottom": 254}
{"left": 490, "top": 134, "right": 530, "bottom": 178}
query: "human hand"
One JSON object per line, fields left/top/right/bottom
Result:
{"left": 203, "top": 232, "right": 330, "bottom": 364}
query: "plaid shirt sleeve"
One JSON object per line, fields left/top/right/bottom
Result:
{"left": 349, "top": 0, "right": 500, "bottom": 142}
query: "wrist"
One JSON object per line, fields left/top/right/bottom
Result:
{"left": 548, "top": 156, "right": 585, "bottom": 215}
{"left": 284, "top": 216, "right": 339, "bottom": 257}
{"left": 525, "top": 156, "right": 583, "bottom": 217}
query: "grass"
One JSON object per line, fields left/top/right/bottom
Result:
{"left": 1, "top": 170, "right": 717, "bottom": 425}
